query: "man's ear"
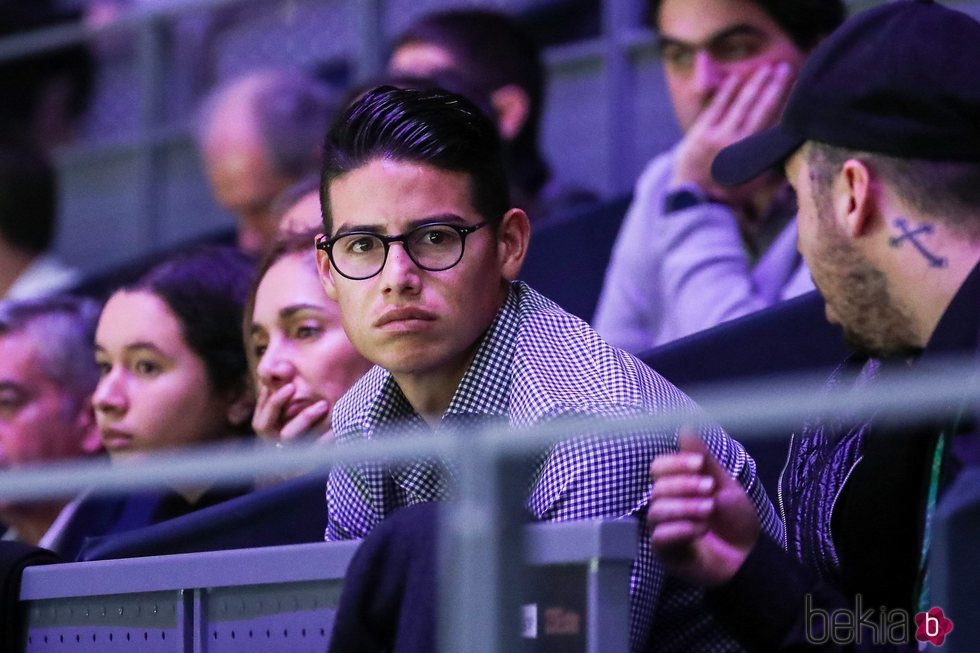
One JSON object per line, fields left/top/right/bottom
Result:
{"left": 315, "top": 243, "right": 339, "bottom": 301}
{"left": 74, "top": 399, "right": 103, "bottom": 455}
{"left": 838, "top": 158, "right": 876, "bottom": 239}
{"left": 491, "top": 85, "right": 530, "bottom": 141}
{"left": 496, "top": 208, "right": 531, "bottom": 281}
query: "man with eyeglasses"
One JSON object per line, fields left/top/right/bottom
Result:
{"left": 594, "top": 0, "right": 845, "bottom": 351}
{"left": 315, "top": 86, "right": 780, "bottom": 651}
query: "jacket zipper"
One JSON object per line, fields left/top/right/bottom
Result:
{"left": 776, "top": 433, "right": 795, "bottom": 550}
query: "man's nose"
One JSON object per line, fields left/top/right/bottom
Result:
{"left": 379, "top": 242, "right": 422, "bottom": 294}
{"left": 692, "top": 50, "right": 725, "bottom": 96}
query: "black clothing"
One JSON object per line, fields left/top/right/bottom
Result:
{"left": 707, "top": 262, "right": 980, "bottom": 652}
{"left": 327, "top": 503, "right": 440, "bottom": 653}
{"left": 1, "top": 541, "right": 61, "bottom": 652}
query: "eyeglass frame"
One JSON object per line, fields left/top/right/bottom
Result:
{"left": 315, "top": 220, "right": 491, "bottom": 280}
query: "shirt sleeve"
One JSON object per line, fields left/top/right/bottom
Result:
{"left": 655, "top": 199, "right": 770, "bottom": 344}
{"left": 593, "top": 154, "right": 674, "bottom": 352}
{"left": 594, "top": 149, "right": 805, "bottom": 350}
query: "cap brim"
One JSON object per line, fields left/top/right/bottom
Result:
{"left": 711, "top": 125, "right": 804, "bottom": 187}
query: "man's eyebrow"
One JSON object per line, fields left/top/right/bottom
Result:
{"left": 333, "top": 223, "right": 384, "bottom": 236}
{"left": 334, "top": 213, "right": 467, "bottom": 235}
{"left": 659, "top": 23, "right": 769, "bottom": 49}
{"left": 406, "top": 214, "right": 467, "bottom": 229}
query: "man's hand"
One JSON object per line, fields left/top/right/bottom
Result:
{"left": 670, "top": 62, "right": 794, "bottom": 204}
{"left": 253, "top": 382, "right": 331, "bottom": 443}
{"left": 647, "top": 431, "right": 761, "bottom": 587}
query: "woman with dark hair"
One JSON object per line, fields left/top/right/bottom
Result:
{"left": 91, "top": 246, "right": 256, "bottom": 523}
{"left": 245, "top": 229, "right": 371, "bottom": 443}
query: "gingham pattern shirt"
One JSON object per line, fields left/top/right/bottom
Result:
{"left": 326, "top": 282, "right": 782, "bottom": 652}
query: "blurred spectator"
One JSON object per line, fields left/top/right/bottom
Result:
{"left": 245, "top": 229, "right": 371, "bottom": 445}
{"left": 0, "top": 295, "right": 102, "bottom": 556}
{"left": 0, "top": 142, "right": 79, "bottom": 300}
{"left": 89, "top": 246, "right": 255, "bottom": 526}
{"left": 197, "top": 69, "right": 339, "bottom": 255}
{"left": 594, "top": 0, "right": 845, "bottom": 351}
{"left": 389, "top": 9, "right": 597, "bottom": 223}
{"left": 270, "top": 175, "right": 321, "bottom": 234}
{"left": 0, "top": 2, "right": 94, "bottom": 153}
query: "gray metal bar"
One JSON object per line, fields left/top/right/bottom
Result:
{"left": 136, "top": 16, "right": 169, "bottom": 250}
{"left": 22, "top": 519, "right": 636, "bottom": 653}
{"left": 20, "top": 541, "right": 361, "bottom": 599}
{"left": 353, "top": 0, "right": 385, "bottom": 84}
{"left": 4, "top": 362, "right": 980, "bottom": 503}
{"left": 602, "top": 0, "right": 638, "bottom": 192}
{"left": 587, "top": 549, "right": 633, "bottom": 653}
{"left": 525, "top": 518, "right": 636, "bottom": 565}
{"left": 441, "top": 430, "right": 500, "bottom": 653}
{"left": 0, "top": 0, "right": 264, "bottom": 62}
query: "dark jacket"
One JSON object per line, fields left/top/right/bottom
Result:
{"left": 706, "top": 262, "right": 980, "bottom": 652}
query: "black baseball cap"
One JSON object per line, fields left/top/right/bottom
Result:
{"left": 712, "top": 0, "right": 980, "bottom": 187}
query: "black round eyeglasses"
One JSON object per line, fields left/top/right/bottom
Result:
{"left": 315, "top": 221, "right": 489, "bottom": 280}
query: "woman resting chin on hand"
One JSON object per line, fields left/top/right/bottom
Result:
{"left": 246, "top": 229, "right": 372, "bottom": 446}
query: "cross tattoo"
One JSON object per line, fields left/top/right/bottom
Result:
{"left": 888, "top": 217, "right": 947, "bottom": 268}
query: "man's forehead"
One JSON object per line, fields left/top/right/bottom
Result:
{"left": 327, "top": 159, "right": 477, "bottom": 234}
{"left": 388, "top": 41, "right": 457, "bottom": 78}
{"left": 658, "top": 0, "right": 783, "bottom": 43}
{"left": 0, "top": 333, "right": 53, "bottom": 386}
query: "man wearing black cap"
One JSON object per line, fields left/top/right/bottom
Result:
{"left": 646, "top": 1, "right": 980, "bottom": 649}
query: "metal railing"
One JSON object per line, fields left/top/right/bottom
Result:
{"left": 20, "top": 519, "right": 636, "bottom": 652}
{"left": 3, "top": 362, "right": 980, "bottom": 651}
{"left": 6, "top": 0, "right": 955, "bottom": 275}
{"left": 3, "top": 0, "right": 980, "bottom": 273}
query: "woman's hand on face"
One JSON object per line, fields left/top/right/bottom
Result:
{"left": 252, "top": 382, "right": 331, "bottom": 443}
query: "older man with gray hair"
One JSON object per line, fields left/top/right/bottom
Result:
{"left": 0, "top": 295, "right": 102, "bottom": 557}
{"left": 197, "top": 69, "right": 339, "bottom": 255}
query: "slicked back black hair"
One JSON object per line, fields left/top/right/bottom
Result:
{"left": 320, "top": 86, "right": 510, "bottom": 233}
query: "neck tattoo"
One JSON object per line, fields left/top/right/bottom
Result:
{"left": 889, "top": 217, "right": 947, "bottom": 268}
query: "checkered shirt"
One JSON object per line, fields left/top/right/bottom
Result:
{"left": 326, "top": 281, "right": 782, "bottom": 652}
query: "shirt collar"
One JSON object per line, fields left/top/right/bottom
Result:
{"left": 363, "top": 284, "right": 518, "bottom": 433}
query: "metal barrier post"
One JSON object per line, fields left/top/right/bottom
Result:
{"left": 135, "top": 15, "right": 169, "bottom": 249}
{"left": 440, "top": 426, "right": 530, "bottom": 653}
